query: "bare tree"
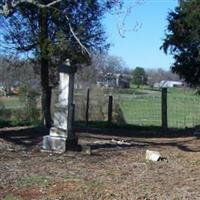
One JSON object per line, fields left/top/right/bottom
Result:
{"left": 75, "top": 53, "right": 130, "bottom": 88}
{"left": 0, "top": 55, "right": 40, "bottom": 95}
{"left": 147, "top": 68, "right": 180, "bottom": 86}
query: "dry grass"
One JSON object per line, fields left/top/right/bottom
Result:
{"left": 1, "top": 127, "right": 200, "bottom": 200}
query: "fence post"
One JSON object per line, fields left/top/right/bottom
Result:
{"left": 85, "top": 88, "right": 90, "bottom": 125}
{"left": 108, "top": 96, "right": 113, "bottom": 126}
{"left": 72, "top": 103, "right": 75, "bottom": 127}
{"left": 161, "top": 88, "right": 168, "bottom": 129}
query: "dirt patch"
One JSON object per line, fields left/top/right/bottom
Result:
{"left": 1, "top": 127, "right": 200, "bottom": 199}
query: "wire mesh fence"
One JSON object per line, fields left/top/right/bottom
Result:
{"left": 168, "top": 93, "right": 200, "bottom": 128}
{"left": 73, "top": 87, "right": 200, "bottom": 129}
{"left": 118, "top": 95, "right": 161, "bottom": 126}
{"left": 74, "top": 88, "right": 111, "bottom": 122}
{"left": 1, "top": 87, "right": 200, "bottom": 129}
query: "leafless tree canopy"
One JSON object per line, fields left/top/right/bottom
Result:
{"left": 146, "top": 68, "right": 181, "bottom": 86}
{"left": 0, "top": 55, "right": 40, "bottom": 92}
{"left": 75, "top": 53, "right": 131, "bottom": 88}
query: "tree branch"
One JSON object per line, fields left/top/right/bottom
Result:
{"left": 0, "top": 0, "right": 62, "bottom": 16}
{"left": 111, "top": 0, "right": 144, "bottom": 38}
{"left": 64, "top": 15, "right": 91, "bottom": 57}
{"left": 0, "top": 0, "right": 90, "bottom": 57}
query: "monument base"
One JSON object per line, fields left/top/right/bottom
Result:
{"left": 42, "top": 128, "right": 80, "bottom": 153}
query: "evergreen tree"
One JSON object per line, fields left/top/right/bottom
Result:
{"left": 132, "top": 67, "right": 147, "bottom": 88}
{"left": 162, "top": 0, "right": 200, "bottom": 87}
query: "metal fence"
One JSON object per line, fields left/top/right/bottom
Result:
{"left": 118, "top": 95, "right": 161, "bottom": 126}
{"left": 74, "top": 87, "right": 200, "bottom": 129}
{"left": 1, "top": 87, "right": 200, "bottom": 129}
{"left": 74, "top": 88, "right": 112, "bottom": 123}
{"left": 168, "top": 93, "right": 200, "bottom": 128}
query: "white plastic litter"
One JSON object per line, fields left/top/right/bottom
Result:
{"left": 145, "top": 150, "right": 161, "bottom": 162}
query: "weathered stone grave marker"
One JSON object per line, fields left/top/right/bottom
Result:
{"left": 42, "top": 59, "right": 79, "bottom": 153}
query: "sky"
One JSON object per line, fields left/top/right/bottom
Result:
{"left": 103, "top": 0, "right": 179, "bottom": 70}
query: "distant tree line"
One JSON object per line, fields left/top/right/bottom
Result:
{"left": 0, "top": 56, "right": 40, "bottom": 96}
{"left": 131, "top": 66, "right": 181, "bottom": 88}
{"left": 0, "top": 54, "right": 182, "bottom": 95}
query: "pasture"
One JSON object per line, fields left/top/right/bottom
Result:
{"left": 119, "top": 87, "right": 200, "bottom": 128}
{"left": 0, "top": 96, "right": 21, "bottom": 109}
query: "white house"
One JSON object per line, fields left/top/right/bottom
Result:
{"left": 155, "top": 80, "right": 183, "bottom": 88}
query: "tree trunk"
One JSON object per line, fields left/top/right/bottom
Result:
{"left": 39, "top": 7, "right": 52, "bottom": 128}
{"left": 41, "top": 58, "right": 52, "bottom": 128}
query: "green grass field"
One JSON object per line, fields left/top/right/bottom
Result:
{"left": 0, "top": 96, "right": 41, "bottom": 127}
{"left": 75, "top": 86, "right": 200, "bottom": 128}
{"left": 120, "top": 95, "right": 161, "bottom": 126}
{"left": 118, "top": 87, "right": 200, "bottom": 128}
{"left": 0, "top": 96, "right": 21, "bottom": 108}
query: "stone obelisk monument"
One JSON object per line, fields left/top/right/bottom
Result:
{"left": 42, "top": 59, "right": 79, "bottom": 153}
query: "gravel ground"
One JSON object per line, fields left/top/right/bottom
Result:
{"left": 1, "top": 127, "right": 200, "bottom": 200}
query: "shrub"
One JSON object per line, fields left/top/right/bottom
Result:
{"left": 11, "top": 85, "right": 41, "bottom": 125}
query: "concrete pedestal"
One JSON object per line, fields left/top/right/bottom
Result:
{"left": 42, "top": 134, "right": 80, "bottom": 153}
{"left": 43, "top": 135, "right": 67, "bottom": 153}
